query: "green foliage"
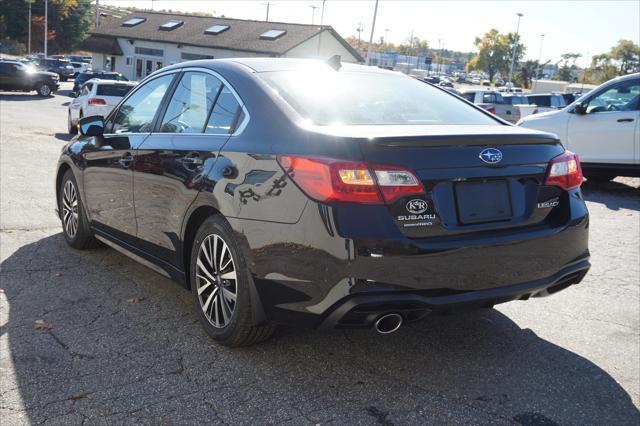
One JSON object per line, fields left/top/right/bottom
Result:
{"left": 515, "top": 60, "right": 539, "bottom": 89}
{"left": 0, "top": 0, "right": 92, "bottom": 54}
{"left": 582, "top": 40, "right": 640, "bottom": 84}
{"left": 466, "top": 29, "right": 525, "bottom": 82}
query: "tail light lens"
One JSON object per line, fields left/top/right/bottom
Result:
{"left": 486, "top": 107, "right": 496, "bottom": 115}
{"left": 277, "top": 155, "right": 424, "bottom": 205}
{"left": 545, "top": 151, "right": 584, "bottom": 190}
{"left": 88, "top": 98, "right": 106, "bottom": 105}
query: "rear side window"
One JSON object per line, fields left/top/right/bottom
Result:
{"left": 97, "top": 84, "right": 134, "bottom": 97}
{"left": 529, "top": 96, "right": 550, "bottom": 107}
{"left": 111, "top": 74, "right": 174, "bottom": 134}
{"left": 160, "top": 71, "right": 222, "bottom": 133}
{"left": 260, "top": 69, "right": 496, "bottom": 126}
{"left": 460, "top": 92, "right": 475, "bottom": 102}
{"left": 205, "top": 86, "right": 242, "bottom": 134}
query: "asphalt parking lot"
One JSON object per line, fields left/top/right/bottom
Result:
{"left": 1, "top": 83, "right": 639, "bottom": 425}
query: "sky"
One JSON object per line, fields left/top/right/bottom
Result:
{"left": 100, "top": 0, "right": 640, "bottom": 67}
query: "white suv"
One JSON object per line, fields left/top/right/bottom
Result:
{"left": 518, "top": 73, "right": 639, "bottom": 180}
{"left": 68, "top": 79, "right": 137, "bottom": 134}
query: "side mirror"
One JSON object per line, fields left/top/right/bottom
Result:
{"left": 573, "top": 103, "right": 587, "bottom": 115}
{"left": 78, "top": 115, "right": 105, "bottom": 137}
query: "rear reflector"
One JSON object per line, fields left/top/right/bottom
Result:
{"left": 544, "top": 151, "right": 584, "bottom": 190}
{"left": 88, "top": 98, "right": 106, "bottom": 105}
{"left": 277, "top": 155, "right": 424, "bottom": 205}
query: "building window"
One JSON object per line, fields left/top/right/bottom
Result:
{"left": 204, "top": 25, "right": 230, "bottom": 35}
{"left": 126, "top": 56, "right": 133, "bottom": 66}
{"left": 159, "top": 20, "right": 184, "bottom": 31}
{"left": 134, "top": 47, "right": 164, "bottom": 57}
{"left": 260, "top": 29, "right": 287, "bottom": 40}
{"left": 122, "top": 18, "right": 146, "bottom": 27}
{"left": 180, "top": 52, "right": 214, "bottom": 61}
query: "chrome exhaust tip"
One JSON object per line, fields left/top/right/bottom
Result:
{"left": 374, "top": 313, "right": 403, "bottom": 334}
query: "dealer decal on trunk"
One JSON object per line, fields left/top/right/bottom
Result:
{"left": 397, "top": 198, "right": 438, "bottom": 227}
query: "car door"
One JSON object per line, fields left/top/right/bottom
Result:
{"left": 0, "top": 63, "right": 11, "bottom": 88}
{"left": 81, "top": 73, "right": 177, "bottom": 245}
{"left": 70, "top": 83, "right": 91, "bottom": 122}
{"left": 566, "top": 78, "right": 640, "bottom": 165}
{"left": 133, "top": 70, "right": 243, "bottom": 268}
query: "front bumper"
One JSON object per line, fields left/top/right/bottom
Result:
{"left": 318, "top": 259, "right": 590, "bottom": 329}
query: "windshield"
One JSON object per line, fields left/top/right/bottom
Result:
{"left": 259, "top": 70, "right": 497, "bottom": 126}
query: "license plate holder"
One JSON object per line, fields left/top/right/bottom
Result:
{"left": 455, "top": 180, "right": 512, "bottom": 224}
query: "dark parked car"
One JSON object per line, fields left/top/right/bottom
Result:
{"left": 56, "top": 58, "right": 590, "bottom": 346}
{"left": 73, "top": 71, "right": 128, "bottom": 95}
{"left": 0, "top": 60, "right": 59, "bottom": 96}
{"left": 35, "top": 58, "right": 75, "bottom": 81}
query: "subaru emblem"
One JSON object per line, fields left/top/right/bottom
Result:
{"left": 479, "top": 148, "right": 503, "bottom": 164}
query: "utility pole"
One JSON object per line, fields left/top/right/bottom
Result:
{"left": 536, "top": 33, "right": 545, "bottom": 79}
{"left": 383, "top": 28, "right": 389, "bottom": 46}
{"left": 356, "top": 22, "right": 363, "bottom": 50}
{"left": 365, "top": 0, "right": 379, "bottom": 66}
{"left": 95, "top": 0, "right": 100, "bottom": 28}
{"left": 436, "top": 38, "right": 442, "bottom": 74}
{"left": 507, "top": 12, "right": 524, "bottom": 87}
{"left": 316, "top": 0, "right": 326, "bottom": 56}
{"left": 309, "top": 5, "right": 318, "bottom": 25}
{"left": 44, "top": 0, "right": 48, "bottom": 57}
{"left": 27, "top": 0, "right": 32, "bottom": 54}
{"left": 261, "top": 2, "right": 274, "bottom": 22}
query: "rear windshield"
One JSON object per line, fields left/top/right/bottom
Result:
{"left": 259, "top": 70, "right": 497, "bottom": 126}
{"left": 97, "top": 84, "right": 133, "bottom": 97}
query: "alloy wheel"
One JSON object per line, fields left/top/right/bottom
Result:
{"left": 196, "top": 234, "right": 238, "bottom": 328}
{"left": 62, "top": 180, "right": 78, "bottom": 238}
{"left": 40, "top": 84, "right": 51, "bottom": 96}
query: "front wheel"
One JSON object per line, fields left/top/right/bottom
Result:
{"left": 68, "top": 112, "right": 77, "bottom": 134}
{"left": 59, "top": 170, "right": 97, "bottom": 249}
{"left": 37, "top": 83, "right": 53, "bottom": 97}
{"left": 190, "top": 216, "right": 275, "bottom": 347}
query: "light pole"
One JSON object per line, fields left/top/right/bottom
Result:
{"left": 365, "top": 0, "right": 379, "bottom": 65}
{"left": 383, "top": 28, "right": 389, "bottom": 46}
{"left": 436, "top": 38, "right": 442, "bottom": 74}
{"left": 308, "top": 5, "right": 318, "bottom": 24}
{"left": 507, "top": 12, "right": 524, "bottom": 87}
{"left": 261, "top": 2, "right": 275, "bottom": 22}
{"left": 316, "top": 0, "right": 326, "bottom": 56}
{"left": 27, "top": 0, "right": 32, "bottom": 54}
{"left": 44, "top": 0, "right": 48, "bottom": 57}
{"left": 536, "top": 33, "right": 545, "bottom": 79}
{"left": 356, "top": 22, "right": 363, "bottom": 50}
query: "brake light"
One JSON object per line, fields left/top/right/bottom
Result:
{"left": 544, "top": 151, "right": 584, "bottom": 190}
{"left": 277, "top": 156, "right": 424, "bottom": 205}
{"left": 88, "top": 98, "right": 106, "bottom": 105}
{"left": 486, "top": 107, "right": 496, "bottom": 115}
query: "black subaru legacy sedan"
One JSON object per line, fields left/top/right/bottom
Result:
{"left": 55, "top": 58, "right": 589, "bottom": 346}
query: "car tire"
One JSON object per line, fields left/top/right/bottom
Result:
{"left": 190, "top": 215, "right": 275, "bottom": 347}
{"left": 59, "top": 170, "right": 97, "bottom": 249}
{"left": 68, "top": 112, "right": 77, "bottom": 134}
{"left": 37, "top": 83, "right": 53, "bottom": 97}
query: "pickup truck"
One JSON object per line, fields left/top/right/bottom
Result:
{"left": 459, "top": 90, "right": 537, "bottom": 123}
{"left": 526, "top": 93, "right": 568, "bottom": 114}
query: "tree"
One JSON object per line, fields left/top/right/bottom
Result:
{"left": 466, "top": 29, "right": 524, "bottom": 82}
{"left": 610, "top": 39, "right": 640, "bottom": 74}
{"left": 0, "top": 0, "right": 92, "bottom": 53}
{"left": 515, "top": 60, "right": 539, "bottom": 89}
{"left": 556, "top": 53, "right": 582, "bottom": 81}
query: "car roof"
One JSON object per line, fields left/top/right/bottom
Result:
{"left": 160, "top": 57, "right": 393, "bottom": 75}
{"left": 85, "top": 78, "right": 135, "bottom": 85}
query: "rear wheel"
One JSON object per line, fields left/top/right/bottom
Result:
{"left": 68, "top": 112, "right": 77, "bottom": 134}
{"left": 59, "top": 170, "right": 96, "bottom": 249}
{"left": 37, "top": 83, "right": 52, "bottom": 97}
{"left": 190, "top": 216, "right": 275, "bottom": 347}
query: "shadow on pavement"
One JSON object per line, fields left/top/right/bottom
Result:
{"left": 0, "top": 92, "right": 49, "bottom": 101}
{"left": 54, "top": 133, "right": 73, "bottom": 142}
{"left": 1, "top": 233, "right": 639, "bottom": 424}
{"left": 582, "top": 178, "right": 640, "bottom": 211}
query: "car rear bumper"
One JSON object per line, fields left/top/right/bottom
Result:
{"left": 317, "top": 258, "right": 590, "bottom": 329}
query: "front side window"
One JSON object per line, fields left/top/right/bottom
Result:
{"left": 160, "top": 72, "right": 222, "bottom": 133}
{"left": 586, "top": 79, "right": 640, "bottom": 113}
{"left": 261, "top": 69, "right": 497, "bottom": 126}
{"left": 205, "top": 86, "right": 242, "bottom": 134}
{"left": 111, "top": 74, "right": 174, "bottom": 134}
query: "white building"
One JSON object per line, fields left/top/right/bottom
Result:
{"left": 81, "top": 11, "right": 363, "bottom": 81}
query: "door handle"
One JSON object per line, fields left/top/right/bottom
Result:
{"left": 617, "top": 118, "right": 635, "bottom": 123}
{"left": 118, "top": 152, "right": 134, "bottom": 168}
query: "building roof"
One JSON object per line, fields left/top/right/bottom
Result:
{"left": 84, "top": 10, "right": 362, "bottom": 61}
{"left": 80, "top": 35, "right": 123, "bottom": 56}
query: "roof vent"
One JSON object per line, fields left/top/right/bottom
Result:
{"left": 122, "top": 17, "right": 146, "bottom": 27}
{"left": 260, "top": 29, "right": 287, "bottom": 40}
{"left": 205, "top": 24, "right": 230, "bottom": 35}
{"left": 159, "top": 20, "right": 184, "bottom": 31}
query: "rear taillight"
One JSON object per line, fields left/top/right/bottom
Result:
{"left": 544, "top": 151, "right": 584, "bottom": 190}
{"left": 277, "top": 155, "right": 424, "bottom": 205}
{"left": 486, "top": 107, "right": 496, "bottom": 115}
{"left": 88, "top": 98, "right": 106, "bottom": 105}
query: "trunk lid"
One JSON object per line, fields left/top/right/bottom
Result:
{"left": 350, "top": 125, "right": 566, "bottom": 238}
